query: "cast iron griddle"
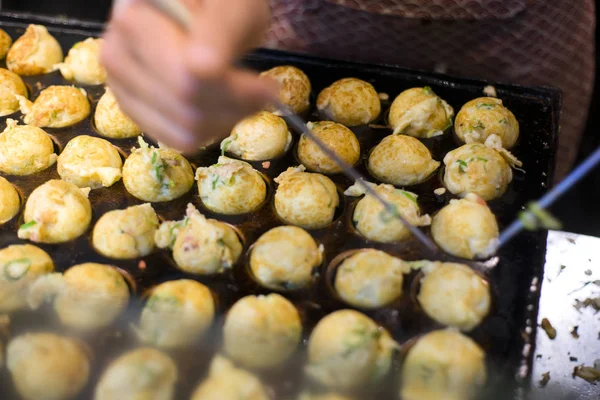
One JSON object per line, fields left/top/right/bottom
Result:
{"left": 0, "top": 11, "right": 560, "bottom": 400}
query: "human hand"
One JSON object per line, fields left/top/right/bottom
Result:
{"left": 101, "top": 0, "right": 276, "bottom": 151}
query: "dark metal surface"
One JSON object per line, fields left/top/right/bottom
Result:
{"left": 0, "top": 12, "right": 561, "bottom": 400}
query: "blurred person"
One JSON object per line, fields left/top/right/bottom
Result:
{"left": 102, "top": 0, "right": 595, "bottom": 179}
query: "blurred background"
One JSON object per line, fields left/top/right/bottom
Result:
{"left": 1, "top": 0, "right": 598, "bottom": 236}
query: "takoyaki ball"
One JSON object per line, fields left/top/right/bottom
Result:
{"left": 0, "top": 28, "right": 12, "bottom": 59}
{"left": 389, "top": 87, "right": 454, "bottom": 138}
{"left": 57, "top": 135, "right": 122, "bottom": 189}
{"left": 0, "top": 177, "right": 20, "bottom": 224}
{"left": 250, "top": 225, "right": 323, "bottom": 291}
{"left": 317, "top": 78, "right": 380, "bottom": 126}
{"left": 345, "top": 181, "right": 431, "bottom": 242}
{"left": 334, "top": 249, "right": 405, "bottom": 309}
{"left": 137, "top": 279, "right": 215, "bottom": 348}
{"left": 155, "top": 204, "right": 243, "bottom": 275}
{"left": 455, "top": 97, "right": 519, "bottom": 149}
{"left": 0, "top": 244, "right": 54, "bottom": 313}
{"left": 18, "top": 180, "right": 91, "bottom": 244}
{"left": 223, "top": 111, "right": 292, "bottom": 160}
{"left": 6, "top": 333, "right": 90, "bottom": 400}
{"left": 443, "top": 143, "right": 513, "bottom": 201}
{"left": 0, "top": 119, "right": 57, "bottom": 175}
{"left": 368, "top": 135, "right": 440, "bottom": 186}
{"left": 28, "top": 263, "right": 130, "bottom": 331}
{"left": 417, "top": 262, "right": 491, "bottom": 331}
{"left": 260, "top": 65, "right": 311, "bottom": 115}
{"left": 6, "top": 24, "right": 63, "bottom": 76}
{"left": 196, "top": 156, "right": 267, "bottom": 214}
{"left": 95, "top": 348, "right": 178, "bottom": 400}
{"left": 92, "top": 203, "right": 159, "bottom": 259}
{"left": 274, "top": 165, "right": 339, "bottom": 229}
{"left": 306, "top": 310, "right": 397, "bottom": 390}
{"left": 57, "top": 38, "right": 106, "bottom": 85}
{"left": 94, "top": 87, "right": 142, "bottom": 139}
{"left": 17, "top": 85, "right": 90, "bottom": 128}
{"left": 0, "top": 68, "right": 27, "bottom": 116}
{"left": 298, "top": 121, "right": 361, "bottom": 174}
{"left": 191, "top": 356, "right": 269, "bottom": 400}
{"left": 123, "top": 137, "right": 194, "bottom": 202}
{"left": 223, "top": 293, "right": 302, "bottom": 369}
{"left": 431, "top": 194, "right": 499, "bottom": 259}
{"left": 400, "top": 329, "right": 486, "bottom": 400}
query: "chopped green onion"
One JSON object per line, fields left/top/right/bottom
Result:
{"left": 473, "top": 120, "right": 486, "bottom": 130}
{"left": 518, "top": 202, "right": 562, "bottom": 231}
{"left": 20, "top": 220, "right": 37, "bottom": 230}
{"left": 211, "top": 175, "right": 220, "bottom": 190}
{"left": 477, "top": 103, "right": 496, "bottom": 110}
{"left": 499, "top": 118, "right": 509, "bottom": 124}
{"left": 423, "top": 86, "right": 434, "bottom": 95}
{"left": 397, "top": 190, "right": 418, "bottom": 204}
{"left": 379, "top": 204, "right": 399, "bottom": 223}
{"left": 4, "top": 258, "right": 31, "bottom": 281}
{"left": 456, "top": 159, "right": 468, "bottom": 173}
{"left": 146, "top": 294, "right": 182, "bottom": 312}
{"left": 220, "top": 134, "right": 237, "bottom": 156}
{"left": 442, "top": 118, "right": 454, "bottom": 131}
{"left": 476, "top": 157, "right": 488, "bottom": 162}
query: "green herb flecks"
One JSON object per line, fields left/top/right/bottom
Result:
{"left": 499, "top": 118, "right": 509, "bottom": 124}
{"left": 3, "top": 258, "right": 31, "bottom": 282}
{"left": 168, "top": 217, "right": 188, "bottom": 247}
{"left": 419, "top": 365, "right": 436, "bottom": 383}
{"left": 379, "top": 204, "right": 399, "bottom": 224}
{"left": 477, "top": 103, "right": 496, "bottom": 110}
{"left": 341, "top": 324, "right": 381, "bottom": 358}
{"left": 456, "top": 159, "right": 468, "bottom": 173}
{"left": 473, "top": 120, "right": 486, "bottom": 130}
{"left": 397, "top": 190, "right": 418, "bottom": 204}
{"left": 150, "top": 150, "right": 173, "bottom": 187}
{"left": 442, "top": 117, "right": 454, "bottom": 131}
{"left": 476, "top": 157, "right": 488, "bottom": 162}
{"left": 518, "top": 202, "right": 562, "bottom": 231}
{"left": 20, "top": 220, "right": 37, "bottom": 230}
{"left": 423, "top": 86, "right": 434, "bottom": 95}
{"left": 220, "top": 134, "right": 237, "bottom": 156}
{"left": 146, "top": 294, "right": 182, "bottom": 313}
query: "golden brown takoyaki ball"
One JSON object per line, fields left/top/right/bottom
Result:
{"left": 190, "top": 356, "right": 270, "bottom": 400}
{"left": 260, "top": 65, "right": 311, "bottom": 115}
{"left": 92, "top": 203, "right": 159, "bottom": 259}
{"left": 400, "top": 329, "right": 486, "bottom": 400}
{"left": 250, "top": 225, "right": 323, "bottom": 291}
{"left": 137, "top": 279, "right": 215, "bottom": 349}
{"left": 18, "top": 180, "right": 92, "bottom": 244}
{"left": 431, "top": 194, "right": 499, "bottom": 259}
{"left": 6, "top": 333, "right": 90, "bottom": 400}
{"left": 94, "top": 87, "right": 142, "bottom": 139}
{"left": 0, "top": 28, "right": 12, "bottom": 59}
{"left": 122, "top": 137, "right": 194, "bottom": 202}
{"left": 417, "top": 262, "right": 491, "bottom": 331}
{"left": 334, "top": 249, "right": 405, "bottom": 309}
{"left": 306, "top": 309, "right": 397, "bottom": 390}
{"left": 27, "top": 263, "right": 130, "bottom": 331}
{"left": 155, "top": 203, "right": 243, "bottom": 275}
{"left": 0, "top": 119, "right": 57, "bottom": 176}
{"left": 0, "top": 244, "right": 54, "bottom": 313}
{"left": 0, "top": 176, "right": 20, "bottom": 224}
{"left": 454, "top": 97, "right": 519, "bottom": 149}
{"left": 17, "top": 85, "right": 90, "bottom": 128}
{"left": 223, "top": 111, "right": 292, "bottom": 160}
{"left": 95, "top": 348, "right": 178, "bottom": 400}
{"left": 274, "top": 165, "right": 340, "bottom": 229}
{"left": 389, "top": 87, "right": 454, "bottom": 138}
{"left": 223, "top": 293, "right": 302, "bottom": 369}
{"left": 298, "top": 121, "right": 361, "bottom": 174}
{"left": 368, "top": 134, "right": 440, "bottom": 186}
{"left": 443, "top": 143, "right": 513, "bottom": 201}
{"left": 57, "top": 37, "right": 106, "bottom": 85}
{"left": 195, "top": 156, "right": 267, "bottom": 215}
{"left": 57, "top": 135, "right": 123, "bottom": 189}
{"left": 317, "top": 78, "right": 381, "bottom": 126}
{"left": 345, "top": 181, "right": 431, "bottom": 243}
{"left": 6, "top": 24, "right": 63, "bottom": 76}
{"left": 0, "top": 68, "right": 27, "bottom": 116}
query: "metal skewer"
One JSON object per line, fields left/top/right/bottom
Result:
{"left": 494, "top": 146, "right": 600, "bottom": 251}
{"left": 144, "top": 0, "right": 440, "bottom": 253}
